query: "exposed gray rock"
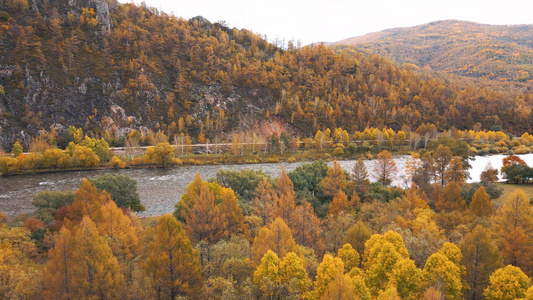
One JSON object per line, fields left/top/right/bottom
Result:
{"left": 110, "top": 104, "right": 126, "bottom": 121}
{"left": 0, "top": 65, "right": 15, "bottom": 79}
{"left": 78, "top": 82, "right": 87, "bottom": 94}
{"left": 68, "top": 0, "right": 113, "bottom": 35}
{"left": 29, "top": 0, "right": 39, "bottom": 12}
{"left": 89, "top": 0, "right": 112, "bottom": 35}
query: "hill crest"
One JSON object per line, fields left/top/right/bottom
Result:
{"left": 331, "top": 20, "right": 533, "bottom": 83}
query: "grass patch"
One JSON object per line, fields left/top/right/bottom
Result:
{"left": 494, "top": 182, "right": 533, "bottom": 204}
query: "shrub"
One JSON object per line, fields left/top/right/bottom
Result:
{"left": 131, "top": 157, "right": 144, "bottom": 166}
{"left": 514, "top": 145, "right": 530, "bottom": 154}
{"left": 71, "top": 145, "right": 100, "bottom": 167}
{"left": 172, "top": 158, "right": 183, "bottom": 165}
{"left": 32, "top": 190, "right": 75, "bottom": 224}
{"left": 145, "top": 143, "right": 176, "bottom": 167}
{"left": 81, "top": 136, "right": 110, "bottom": 162}
{"left": 0, "top": 213, "right": 8, "bottom": 223}
{"left": 512, "top": 139, "right": 522, "bottom": 147}
{"left": 0, "top": 156, "right": 19, "bottom": 174}
{"left": 89, "top": 174, "right": 145, "bottom": 212}
{"left": 477, "top": 149, "right": 488, "bottom": 156}
{"left": 21, "top": 152, "right": 44, "bottom": 171}
{"left": 333, "top": 147, "right": 344, "bottom": 156}
{"left": 494, "top": 147, "right": 508, "bottom": 153}
{"left": 23, "top": 217, "right": 45, "bottom": 232}
{"left": 43, "top": 148, "right": 69, "bottom": 169}
{"left": 346, "top": 143, "right": 358, "bottom": 154}
{"left": 495, "top": 140, "right": 507, "bottom": 148}
{"left": 109, "top": 156, "right": 126, "bottom": 169}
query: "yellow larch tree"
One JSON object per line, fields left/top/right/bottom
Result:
{"left": 143, "top": 214, "right": 201, "bottom": 299}
{"left": 343, "top": 220, "right": 372, "bottom": 264}
{"left": 216, "top": 186, "right": 249, "bottom": 240}
{"left": 253, "top": 250, "right": 280, "bottom": 297}
{"left": 423, "top": 250, "right": 464, "bottom": 300}
{"left": 469, "top": 185, "right": 493, "bottom": 218}
{"left": 275, "top": 166, "right": 296, "bottom": 222}
{"left": 251, "top": 217, "right": 301, "bottom": 266}
{"left": 460, "top": 225, "right": 502, "bottom": 300}
{"left": 337, "top": 244, "right": 360, "bottom": 273}
{"left": 372, "top": 150, "right": 397, "bottom": 186}
{"left": 313, "top": 254, "right": 345, "bottom": 300}
{"left": 181, "top": 183, "right": 222, "bottom": 244}
{"left": 288, "top": 200, "right": 325, "bottom": 255}
{"left": 254, "top": 250, "right": 311, "bottom": 298}
{"left": 179, "top": 173, "right": 248, "bottom": 244}
{"left": 435, "top": 182, "right": 466, "bottom": 212}
{"left": 320, "top": 160, "right": 348, "bottom": 197}
{"left": 328, "top": 190, "right": 353, "bottom": 216}
{"left": 484, "top": 265, "right": 530, "bottom": 300}
{"left": 251, "top": 177, "right": 278, "bottom": 226}
{"left": 391, "top": 258, "right": 423, "bottom": 300}
{"left": 0, "top": 224, "right": 42, "bottom": 299}
{"left": 398, "top": 183, "right": 429, "bottom": 213}
{"left": 320, "top": 269, "right": 358, "bottom": 300}
{"left": 279, "top": 252, "right": 312, "bottom": 295}
{"left": 492, "top": 189, "right": 533, "bottom": 274}
{"left": 44, "top": 216, "right": 124, "bottom": 299}
{"left": 351, "top": 157, "right": 370, "bottom": 198}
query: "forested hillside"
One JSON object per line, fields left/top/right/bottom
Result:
{"left": 331, "top": 20, "right": 533, "bottom": 83}
{"left": 1, "top": 2, "right": 533, "bottom": 151}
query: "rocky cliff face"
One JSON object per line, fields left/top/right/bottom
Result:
{"left": 0, "top": 0, "right": 282, "bottom": 150}
{"left": 0, "top": 65, "right": 113, "bottom": 149}
{"left": 0, "top": 64, "right": 276, "bottom": 149}
{"left": 69, "top": 0, "right": 114, "bottom": 34}
{"left": 0, "top": 0, "right": 116, "bottom": 148}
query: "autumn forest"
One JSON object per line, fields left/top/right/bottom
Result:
{"left": 3, "top": 0, "right": 533, "bottom": 299}
{"left": 1, "top": 0, "right": 533, "bottom": 151}
{"left": 3, "top": 152, "right": 533, "bottom": 299}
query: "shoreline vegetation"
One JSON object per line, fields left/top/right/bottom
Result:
{"left": 2, "top": 126, "right": 533, "bottom": 177}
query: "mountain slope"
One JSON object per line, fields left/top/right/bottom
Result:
{"left": 331, "top": 20, "right": 533, "bottom": 83}
{"left": 0, "top": 3, "right": 532, "bottom": 150}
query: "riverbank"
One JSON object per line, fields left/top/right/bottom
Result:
{"left": 0, "top": 147, "right": 410, "bottom": 177}
{"left": 0, "top": 156, "right": 409, "bottom": 218}
{"left": 4, "top": 153, "right": 533, "bottom": 218}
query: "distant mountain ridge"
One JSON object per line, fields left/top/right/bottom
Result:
{"left": 331, "top": 20, "right": 533, "bottom": 83}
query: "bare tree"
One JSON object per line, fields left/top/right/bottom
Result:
{"left": 372, "top": 150, "right": 397, "bottom": 186}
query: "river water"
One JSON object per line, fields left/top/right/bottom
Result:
{"left": 2, "top": 154, "right": 533, "bottom": 217}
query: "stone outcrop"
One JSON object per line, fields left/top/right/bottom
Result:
{"left": 68, "top": 0, "right": 114, "bottom": 35}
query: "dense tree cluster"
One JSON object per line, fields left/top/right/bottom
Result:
{"left": 3, "top": 156, "right": 533, "bottom": 298}
{"left": 500, "top": 155, "right": 533, "bottom": 183}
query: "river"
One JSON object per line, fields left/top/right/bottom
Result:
{"left": 2, "top": 153, "right": 533, "bottom": 217}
